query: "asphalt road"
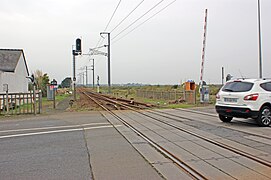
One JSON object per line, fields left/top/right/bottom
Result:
{"left": 0, "top": 112, "right": 163, "bottom": 180}
{"left": 1, "top": 104, "right": 270, "bottom": 179}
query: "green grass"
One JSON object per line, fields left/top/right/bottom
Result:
{"left": 134, "top": 96, "right": 195, "bottom": 109}
{"left": 42, "top": 93, "right": 70, "bottom": 106}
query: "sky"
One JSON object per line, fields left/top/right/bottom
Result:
{"left": 1, "top": 0, "right": 270, "bottom": 85}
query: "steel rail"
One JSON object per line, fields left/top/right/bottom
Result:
{"left": 84, "top": 90, "right": 149, "bottom": 110}
{"left": 80, "top": 88, "right": 155, "bottom": 108}
{"left": 80, "top": 89, "right": 271, "bottom": 171}
{"left": 97, "top": 93, "right": 155, "bottom": 108}
{"left": 83, "top": 91, "right": 271, "bottom": 168}
{"left": 174, "top": 108, "right": 271, "bottom": 128}
{"left": 78, "top": 89, "right": 121, "bottom": 110}
{"left": 159, "top": 108, "right": 271, "bottom": 138}
{"left": 132, "top": 110, "right": 271, "bottom": 168}
{"left": 80, "top": 90, "right": 208, "bottom": 180}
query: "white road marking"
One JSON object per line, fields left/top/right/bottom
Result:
{"left": 0, "top": 122, "right": 110, "bottom": 134}
{"left": 0, "top": 125, "right": 121, "bottom": 139}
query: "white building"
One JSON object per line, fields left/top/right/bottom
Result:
{"left": 0, "top": 49, "right": 30, "bottom": 93}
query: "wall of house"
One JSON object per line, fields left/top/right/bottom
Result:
{"left": 0, "top": 55, "right": 29, "bottom": 93}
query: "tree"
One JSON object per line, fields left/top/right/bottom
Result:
{"left": 60, "top": 77, "right": 72, "bottom": 88}
{"left": 34, "top": 70, "right": 50, "bottom": 97}
{"left": 171, "top": 85, "right": 178, "bottom": 89}
{"left": 226, "top": 74, "right": 232, "bottom": 82}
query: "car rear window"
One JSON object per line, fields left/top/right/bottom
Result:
{"left": 222, "top": 81, "right": 253, "bottom": 92}
{"left": 260, "top": 82, "right": 271, "bottom": 91}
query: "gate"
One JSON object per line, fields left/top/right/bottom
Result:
{"left": 0, "top": 91, "right": 42, "bottom": 115}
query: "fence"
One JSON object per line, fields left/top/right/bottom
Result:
{"left": 0, "top": 91, "right": 42, "bottom": 115}
{"left": 136, "top": 90, "right": 196, "bottom": 104}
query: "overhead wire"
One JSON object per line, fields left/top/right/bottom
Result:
{"left": 95, "top": 0, "right": 122, "bottom": 52}
{"left": 79, "top": 0, "right": 175, "bottom": 82}
{"left": 111, "top": 0, "right": 165, "bottom": 41}
{"left": 112, "top": 0, "right": 177, "bottom": 44}
{"left": 110, "top": 0, "right": 145, "bottom": 33}
{"left": 94, "top": 0, "right": 122, "bottom": 51}
{"left": 104, "top": 0, "right": 122, "bottom": 32}
{"left": 80, "top": 0, "right": 122, "bottom": 72}
{"left": 92, "top": 0, "right": 122, "bottom": 71}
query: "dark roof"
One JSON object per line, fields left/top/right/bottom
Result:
{"left": 0, "top": 49, "right": 29, "bottom": 75}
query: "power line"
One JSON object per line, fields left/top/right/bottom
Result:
{"left": 112, "top": 0, "right": 177, "bottom": 44}
{"left": 111, "top": 0, "right": 165, "bottom": 41}
{"left": 81, "top": 0, "right": 122, "bottom": 70}
{"left": 104, "top": 0, "right": 122, "bottom": 32}
{"left": 91, "top": 0, "right": 122, "bottom": 77}
{"left": 110, "top": 0, "right": 145, "bottom": 33}
{"left": 90, "top": 0, "right": 122, "bottom": 60}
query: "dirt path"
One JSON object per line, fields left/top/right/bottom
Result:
{"left": 43, "top": 96, "right": 73, "bottom": 114}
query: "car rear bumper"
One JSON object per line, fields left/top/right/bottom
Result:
{"left": 215, "top": 105, "right": 259, "bottom": 118}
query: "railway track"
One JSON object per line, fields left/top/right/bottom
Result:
{"left": 79, "top": 89, "right": 271, "bottom": 179}
{"left": 174, "top": 108, "right": 271, "bottom": 128}
{"left": 150, "top": 108, "right": 271, "bottom": 140}
{"left": 78, "top": 88, "right": 151, "bottom": 110}
{"left": 141, "top": 110, "right": 271, "bottom": 166}
{"left": 79, "top": 89, "right": 207, "bottom": 179}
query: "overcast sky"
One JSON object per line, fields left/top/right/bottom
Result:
{"left": 1, "top": 0, "right": 270, "bottom": 85}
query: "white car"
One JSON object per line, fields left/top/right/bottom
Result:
{"left": 215, "top": 78, "right": 271, "bottom": 127}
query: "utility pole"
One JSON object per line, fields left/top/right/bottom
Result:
{"left": 97, "top": 75, "right": 100, "bottom": 93}
{"left": 82, "top": 72, "right": 85, "bottom": 86}
{"left": 85, "top": 66, "right": 88, "bottom": 87}
{"left": 77, "top": 73, "right": 81, "bottom": 85}
{"left": 78, "top": 72, "right": 85, "bottom": 86}
{"left": 100, "top": 32, "right": 111, "bottom": 93}
{"left": 90, "top": 59, "right": 95, "bottom": 88}
{"left": 108, "top": 33, "right": 111, "bottom": 93}
{"left": 85, "top": 66, "right": 92, "bottom": 87}
{"left": 258, "top": 0, "right": 263, "bottom": 78}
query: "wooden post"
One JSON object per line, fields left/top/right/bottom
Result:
{"left": 33, "top": 86, "right": 36, "bottom": 115}
{"left": 5, "top": 86, "right": 9, "bottom": 115}
{"left": 30, "top": 91, "right": 33, "bottom": 113}
{"left": 27, "top": 93, "right": 29, "bottom": 113}
{"left": 19, "top": 94, "right": 21, "bottom": 114}
{"left": 53, "top": 88, "right": 56, "bottom": 109}
{"left": 23, "top": 94, "right": 25, "bottom": 114}
{"left": 38, "top": 90, "right": 42, "bottom": 114}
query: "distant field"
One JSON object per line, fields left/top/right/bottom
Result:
{"left": 96, "top": 84, "right": 222, "bottom": 108}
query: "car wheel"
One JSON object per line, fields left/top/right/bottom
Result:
{"left": 257, "top": 106, "right": 271, "bottom": 127}
{"left": 219, "top": 114, "right": 233, "bottom": 122}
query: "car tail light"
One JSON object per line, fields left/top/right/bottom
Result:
{"left": 216, "top": 94, "right": 220, "bottom": 99}
{"left": 244, "top": 93, "right": 259, "bottom": 101}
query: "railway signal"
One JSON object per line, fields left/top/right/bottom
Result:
{"left": 72, "top": 38, "right": 82, "bottom": 101}
{"left": 76, "top": 38, "right": 82, "bottom": 54}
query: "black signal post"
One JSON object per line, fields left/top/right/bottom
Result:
{"left": 72, "top": 38, "right": 82, "bottom": 100}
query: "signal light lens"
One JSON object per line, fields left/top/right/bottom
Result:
{"left": 76, "top": 38, "right": 82, "bottom": 52}
{"left": 244, "top": 93, "right": 259, "bottom": 101}
{"left": 216, "top": 94, "right": 220, "bottom": 99}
